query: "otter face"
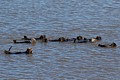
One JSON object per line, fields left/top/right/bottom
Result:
{"left": 76, "top": 36, "right": 83, "bottom": 40}
{"left": 110, "top": 42, "right": 117, "bottom": 47}
{"left": 31, "top": 38, "right": 36, "bottom": 45}
{"left": 59, "top": 37, "right": 65, "bottom": 42}
{"left": 24, "top": 36, "right": 28, "bottom": 39}
{"left": 96, "top": 36, "right": 101, "bottom": 40}
{"left": 39, "top": 35, "right": 46, "bottom": 39}
{"left": 4, "top": 50, "right": 11, "bottom": 54}
{"left": 26, "top": 48, "right": 33, "bottom": 53}
{"left": 91, "top": 38, "right": 97, "bottom": 42}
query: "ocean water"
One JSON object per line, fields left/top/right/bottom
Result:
{"left": 0, "top": 0, "right": 120, "bottom": 80}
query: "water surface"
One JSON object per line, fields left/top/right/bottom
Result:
{"left": 0, "top": 0, "right": 120, "bottom": 80}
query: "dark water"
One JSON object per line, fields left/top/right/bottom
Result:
{"left": 0, "top": 0, "right": 120, "bottom": 80}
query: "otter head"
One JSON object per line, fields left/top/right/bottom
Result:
{"left": 31, "top": 38, "right": 36, "bottom": 45}
{"left": 13, "top": 40, "right": 16, "bottom": 43}
{"left": 39, "top": 35, "right": 46, "bottom": 39}
{"left": 76, "top": 36, "right": 83, "bottom": 40}
{"left": 24, "top": 36, "right": 28, "bottom": 39}
{"left": 26, "top": 48, "right": 33, "bottom": 54}
{"left": 96, "top": 36, "right": 102, "bottom": 40}
{"left": 110, "top": 42, "right": 117, "bottom": 47}
{"left": 59, "top": 37, "right": 65, "bottom": 42}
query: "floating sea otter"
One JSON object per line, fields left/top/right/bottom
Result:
{"left": 22, "top": 35, "right": 46, "bottom": 40}
{"left": 74, "top": 36, "right": 102, "bottom": 43}
{"left": 49, "top": 37, "right": 74, "bottom": 42}
{"left": 89, "top": 36, "right": 102, "bottom": 42}
{"left": 22, "top": 35, "right": 47, "bottom": 42}
{"left": 4, "top": 46, "right": 33, "bottom": 54}
{"left": 13, "top": 38, "right": 36, "bottom": 44}
{"left": 74, "top": 36, "right": 88, "bottom": 43}
{"left": 98, "top": 42, "right": 117, "bottom": 48}
{"left": 49, "top": 37, "right": 66, "bottom": 42}
{"left": 21, "top": 36, "right": 31, "bottom": 40}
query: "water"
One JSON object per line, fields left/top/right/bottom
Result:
{"left": 0, "top": 0, "right": 120, "bottom": 80}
